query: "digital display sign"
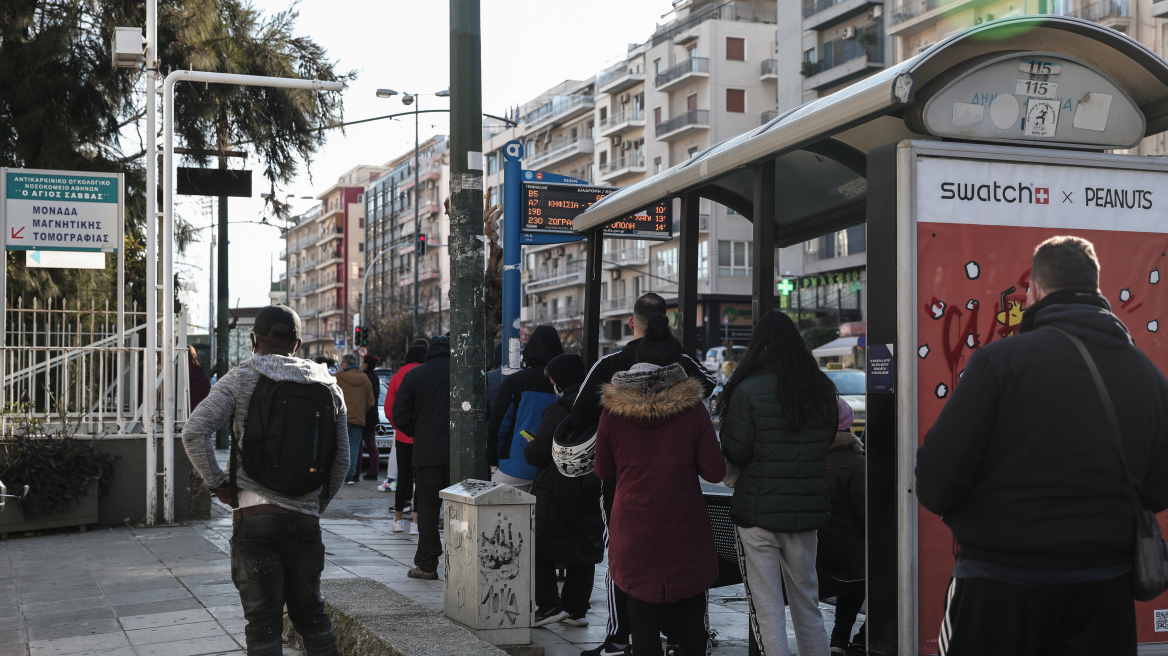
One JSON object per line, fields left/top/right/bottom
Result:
{"left": 522, "top": 182, "right": 672, "bottom": 240}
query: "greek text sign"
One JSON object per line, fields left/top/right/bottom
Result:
{"left": 4, "top": 169, "right": 120, "bottom": 252}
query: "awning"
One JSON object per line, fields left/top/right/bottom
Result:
{"left": 813, "top": 337, "right": 860, "bottom": 359}
{"left": 571, "top": 15, "right": 1168, "bottom": 239}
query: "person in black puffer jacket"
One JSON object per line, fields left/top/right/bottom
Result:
{"left": 525, "top": 353, "right": 603, "bottom": 628}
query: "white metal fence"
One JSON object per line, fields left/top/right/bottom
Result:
{"left": 1, "top": 298, "right": 189, "bottom": 435}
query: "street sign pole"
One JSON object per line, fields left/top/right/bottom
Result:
{"left": 501, "top": 140, "right": 522, "bottom": 375}
{"left": 215, "top": 159, "right": 229, "bottom": 449}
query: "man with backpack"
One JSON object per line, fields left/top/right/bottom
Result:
{"left": 392, "top": 335, "right": 452, "bottom": 580}
{"left": 916, "top": 237, "right": 1168, "bottom": 655}
{"left": 182, "top": 304, "right": 350, "bottom": 656}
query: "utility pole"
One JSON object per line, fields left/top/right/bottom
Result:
{"left": 215, "top": 158, "right": 230, "bottom": 449}
{"left": 413, "top": 100, "right": 421, "bottom": 339}
{"left": 448, "top": 0, "right": 488, "bottom": 482}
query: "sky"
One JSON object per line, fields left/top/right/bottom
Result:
{"left": 176, "top": 0, "right": 675, "bottom": 333}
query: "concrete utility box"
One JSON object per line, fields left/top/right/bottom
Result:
{"left": 440, "top": 480, "right": 535, "bottom": 646}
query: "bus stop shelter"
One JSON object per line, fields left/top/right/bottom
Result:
{"left": 570, "top": 15, "right": 1168, "bottom": 656}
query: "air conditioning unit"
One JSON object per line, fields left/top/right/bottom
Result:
{"left": 611, "top": 135, "right": 622, "bottom": 146}
{"left": 622, "top": 141, "right": 633, "bottom": 150}
{"left": 841, "top": 26, "right": 857, "bottom": 39}
{"left": 868, "top": 5, "right": 883, "bottom": 19}
{"left": 619, "top": 93, "right": 631, "bottom": 103}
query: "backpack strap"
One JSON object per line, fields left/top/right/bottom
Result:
{"left": 1040, "top": 324, "right": 1153, "bottom": 539}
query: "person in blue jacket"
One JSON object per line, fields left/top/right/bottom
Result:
{"left": 487, "top": 325, "right": 564, "bottom": 492}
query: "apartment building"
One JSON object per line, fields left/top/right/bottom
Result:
{"left": 484, "top": 0, "right": 783, "bottom": 354}
{"left": 363, "top": 135, "right": 451, "bottom": 338}
{"left": 281, "top": 165, "right": 386, "bottom": 359}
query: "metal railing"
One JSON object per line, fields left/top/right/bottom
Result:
{"left": 527, "top": 261, "right": 586, "bottom": 292}
{"left": 599, "top": 107, "right": 645, "bottom": 132}
{"left": 656, "top": 57, "right": 710, "bottom": 88}
{"left": 317, "top": 225, "right": 342, "bottom": 244}
{"left": 805, "top": 33, "right": 884, "bottom": 76}
{"left": 600, "top": 154, "right": 646, "bottom": 175}
{"left": 651, "top": 4, "right": 777, "bottom": 45}
{"left": 761, "top": 109, "right": 780, "bottom": 124}
{"left": 1068, "top": 0, "right": 1127, "bottom": 21}
{"left": 607, "top": 245, "right": 648, "bottom": 263}
{"left": 602, "top": 296, "right": 631, "bottom": 312}
{"left": 532, "top": 307, "right": 581, "bottom": 323}
{"left": 597, "top": 61, "right": 646, "bottom": 89}
{"left": 1, "top": 298, "right": 189, "bottom": 433}
{"left": 888, "top": 0, "right": 960, "bottom": 26}
{"left": 761, "top": 59, "right": 779, "bottom": 76}
{"left": 656, "top": 109, "right": 710, "bottom": 137}
{"left": 527, "top": 137, "right": 592, "bottom": 170}
{"left": 521, "top": 94, "right": 594, "bottom": 126}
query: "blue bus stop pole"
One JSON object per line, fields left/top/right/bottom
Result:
{"left": 501, "top": 140, "right": 523, "bottom": 375}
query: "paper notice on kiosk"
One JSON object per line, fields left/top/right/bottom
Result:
{"left": 1024, "top": 99, "right": 1060, "bottom": 138}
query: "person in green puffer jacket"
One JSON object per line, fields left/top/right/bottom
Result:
{"left": 718, "top": 309, "right": 839, "bottom": 656}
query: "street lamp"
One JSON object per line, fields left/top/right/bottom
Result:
{"left": 376, "top": 88, "right": 450, "bottom": 340}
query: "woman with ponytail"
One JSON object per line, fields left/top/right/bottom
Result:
{"left": 594, "top": 313, "right": 725, "bottom": 656}
{"left": 719, "top": 310, "right": 840, "bottom": 655}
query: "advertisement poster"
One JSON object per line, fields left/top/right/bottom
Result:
{"left": 913, "top": 156, "right": 1168, "bottom": 652}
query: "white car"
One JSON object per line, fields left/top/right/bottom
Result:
{"left": 821, "top": 365, "right": 865, "bottom": 435}
{"left": 373, "top": 368, "right": 396, "bottom": 459}
{"left": 704, "top": 345, "right": 748, "bottom": 375}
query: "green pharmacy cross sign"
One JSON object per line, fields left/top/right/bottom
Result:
{"left": 777, "top": 278, "right": 795, "bottom": 296}
{"left": 2, "top": 169, "right": 122, "bottom": 253}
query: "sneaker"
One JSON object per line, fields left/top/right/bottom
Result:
{"left": 581, "top": 641, "right": 631, "bottom": 656}
{"left": 406, "top": 567, "right": 438, "bottom": 580}
{"left": 410, "top": 523, "right": 419, "bottom": 535}
{"left": 389, "top": 480, "right": 398, "bottom": 491}
{"left": 533, "top": 606, "right": 568, "bottom": 627}
{"left": 345, "top": 477, "right": 356, "bottom": 485}
{"left": 377, "top": 481, "right": 393, "bottom": 492}
{"left": 561, "top": 613, "right": 589, "bottom": 627}
{"left": 392, "top": 520, "right": 405, "bottom": 533}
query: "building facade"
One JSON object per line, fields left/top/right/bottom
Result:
{"left": 363, "top": 135, "right": 451, "bottom": 340}
{"left": 281, "top": 165, "right": 386, "bottom": 359}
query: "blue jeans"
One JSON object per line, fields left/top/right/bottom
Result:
{"left": 346, "top": 423, "right": 364, "bottom": 479}
{"left": 230, "top": 513, "right": 337, "bottom": 656}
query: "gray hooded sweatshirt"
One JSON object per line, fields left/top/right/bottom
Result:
{"left": 181, "top": 354, "right": 350, "bottom": 517}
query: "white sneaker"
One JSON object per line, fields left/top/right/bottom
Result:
{"left": 410, "top": 522, "right": 419, "bottom": 535}
{"left": 393, "top": 520, "right": 405, "bottom": 533}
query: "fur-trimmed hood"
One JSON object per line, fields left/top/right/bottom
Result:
{"left": 829, "top": 430, "right": 865, "bottom": 454}
{"left": 601, "top": 364, "right": 704, "bottom": 426}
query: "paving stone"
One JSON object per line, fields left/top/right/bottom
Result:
{"left": 20, "top": 596, "right": 108, "bottom": 614}
{"left": 27, "top": 630, "right": 128, "bottom": 656}
{"left": 126, "top": 620, "right": 229, "bottom": 646}
{"left": 118, "top": 608, "right": 214, "bottom": 631}
{"left": 131, "top": 635, "right": 240, "bottom": 656}
{"left": 205, "top": 606, "right": 244, "bottom": 621}
{"left": 104, "top": 587, "right": 193, "bottom": 606}
{"left": 26, "top": 618, "right": 121, "bottom": 643}
{"left": 113, "top": 597, "right": 204, "bottom": 618}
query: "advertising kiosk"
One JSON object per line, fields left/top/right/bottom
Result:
{"left": 568, "top": 16, "right": 1168, "bottom": 655}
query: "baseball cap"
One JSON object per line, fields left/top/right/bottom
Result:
{"left": 253, "top": 305, "right": 301, "bottom": 340}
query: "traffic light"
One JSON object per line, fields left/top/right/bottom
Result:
{"left": 361, "top": 327, "right": 369, "bottom": 347}
{"left": 417, "top": 233, "right": 428, "bottom": 257}
{"left": 353, "top": 326, "right": 363, "bottom": 346}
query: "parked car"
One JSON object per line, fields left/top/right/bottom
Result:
{"left": 373, "top": 367, "right": 396, "bottom": 460}
{"left": 704, "top": 345, "right": 747, "bottom": 377}
{"left": 822, "top": 364, "right": 865, "bottom": 435}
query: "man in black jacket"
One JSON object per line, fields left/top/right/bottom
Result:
{"left": 392, "top": 336, "right": 451, "bottom": 580}
{"left": 570, "top": 293, "right": 716, "bottom": 656}
{"left": 917, "top": 236, "right": 1168, "bottom": 656}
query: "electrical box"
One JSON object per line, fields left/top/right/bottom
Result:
{"left": 112, "top": 27, "right": 145, "bottom": 68}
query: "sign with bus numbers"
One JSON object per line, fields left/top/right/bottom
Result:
{"left": 521, "top": 181, "right": 673, "bottom": 241}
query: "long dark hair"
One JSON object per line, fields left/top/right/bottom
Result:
{"left": 636, "top": 313, "right": 682, "bottom": 366}
{"left": 717, "top": 310, "right": 837, "bottom": 430}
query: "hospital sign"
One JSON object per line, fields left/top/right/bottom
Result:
{"left": 3, "top": 169, "right": 121, "bottom": 253}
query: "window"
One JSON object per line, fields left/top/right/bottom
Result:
{"left": 486, "top": 153, "right": 498, "bottom": 175}
{"left": 633, "top": 274, "right": 646, "bottom": 298}
{"left": 599, "top": 152, "right": 608, "bottom": 166}
{"left": 654, "top": 59, "right": 661, "bottom": 75}
{"left": 489, "top": 186, "right": 499, "bottom": 208}
{"left": 358, "top": 218, "right": 364, "bottom": 228}
{"left": 727, "top": 89, "right": 745, "bottom": 113}
{"left": 654, "top": 156, "right": 663, "bottom": 174}
{"left": 357, "top": 193, "right": 364, "bottom": 203}
{"left": 654, "top": 107, "right": 662, "bottom": 126}
{"left": 698, "top": 240, "right": 709, "bottom": 281}
{"left": 718, "top": 240, "right": 752, "bottom": 277}
{"left": 687, "top": 94, "right": 698, "bottom": 111}
{"left": 803, "top": 47, "right": 817, "bottom": 63}
{"left": 655, "top": 247, "right": 678, "bottom": 283}
{"left": 688, "top": 146, "right": 700, "bottom": 159}
{"left": 687, "top": 45, "right": 698, "bottom": 59}
{"left": 599, "top": 107, "right": 608, "bottom": 121}
{"left": 358, "top": 243, "right": 364, "bottom": 252}
{"left": 726, "top": 37, "right": 745, "bottom": 61}
{"left": 600, "top": 281, "right": 608, "bottom": 301}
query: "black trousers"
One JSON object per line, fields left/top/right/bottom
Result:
{"left": 230, "top": 514, "right": 338, "bottom": 656}
{"left": 535, "top": 559, "right": 594, "bottom": 614}
{"left": 627, "top": 592, "right": 708, "bottom": 656}
{"left": 413, "top": 465, "right": 449, "bottom": 572}
{"left": 394, "top": 440, "right": 414, "bottom": 512}
{"left": 938, "top": 575, "right": 1136, "bottom": 656}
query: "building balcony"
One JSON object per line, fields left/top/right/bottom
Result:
{"left": 319, "top": 306, "right": 343, "bottom": 318}
{"left": 301, "top": 308, "right": 320, "bottom": 319}
{"left": 761, "top": 109, "right": 780, "bottom": 125}
{"left": 803, "top": 35, "right": 885, "bottom": 91}
{"left": 1067, "top": 0, "right": 1131, "bottom": 31}
{"left": 760, "top": 59, "right": 778, "bottom": 81}
{"left": 598, "top": 108, "right": 646, "bottom": 138}
{"left": 598, "top": 154, "right": 647, "bottom": 183}
{"left": 521, "top": 94, "right": 595, "bottom": 132}
{"left": 526, "top": 138, "right": 595, "bottom": 171}
{"left": 604, "top": 245, "right": 648, "bottom": 268}
{"left": 278, "top": 248, "right": 287, "bottom": 260}
{"left": 318, "top": 275, "right": 342, "bottom": 293}
{"left": 650, "top": 4, "right": 777, "bottom": 46}
{"left": 315, "top": 250, "right": 343, "bottom": 269}
{"left": 804, "top": 0, "right": 883, "bottom": 31}
{"left": 601, "top": 296, "right": 632, "bottom": 317}
{"left": 531, "top": 307, "right": 582, "bottom": 324}
{"left": 887, "top": 0, "right": 977, "bottom": 35}
{"left": 597, "top": 61, "right": 646, "bottom": 95}
{"left": 295, "top": 259, "right": 319, "bottom": 274}
{"left": 655, "top": 57, "right": 710, "bottom": 92}
{"left": 655, "top": 109, "right": 710, "bottom": 141}
{"left": 317, "top": 225, "right": 342, "bottom": 244}
{"left": 525, "top": 262, "right": 586, "bottom": 294}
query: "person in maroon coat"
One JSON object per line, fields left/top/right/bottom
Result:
{"left": 594, "top": 313, "right": 725, "bottom": 656}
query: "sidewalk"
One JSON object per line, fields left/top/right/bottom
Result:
{"left": 0, "top": 473, "right": 861, "bottom": 656}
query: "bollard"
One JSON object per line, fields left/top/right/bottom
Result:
{"left": 440, "top": 479, "right": 536, "bottom": 647}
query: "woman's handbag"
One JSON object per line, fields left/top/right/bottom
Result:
{"left": 1044, "top": 325, "right": 1168, "bottom": 601}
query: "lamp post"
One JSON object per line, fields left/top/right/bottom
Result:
{"left": 359, "top": 241, "right": 410, "bottom": 345}
{"left": 375, "top": 88, "right": 450, "bottom": 340}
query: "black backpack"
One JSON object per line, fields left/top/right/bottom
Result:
{"left": 229, "top": 374, "right": 337, "bottom": 505}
